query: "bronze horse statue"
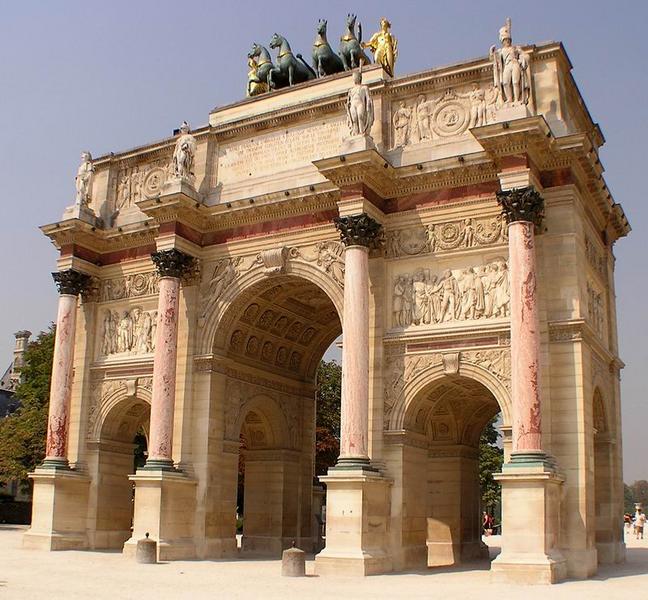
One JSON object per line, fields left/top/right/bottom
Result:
{"left": 247, "top": 43, "right": 277, "bottom": 93}
{"left": 268, "top": 33, "right": 316, "bottom": 88}
{"left": 312, "top": 19, "right": 344, "bottom": 77}
{"left": 339, "top": 14, "right": 371, "bottom": 71}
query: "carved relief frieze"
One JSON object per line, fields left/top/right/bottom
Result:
{"left": 461, "top": 349, "right": 511, "bottom": 390}
{"left": 290, "top": 241, "right": 345, "bottom": 288}
{"left": 391, "top": 84, "right": 500, "bottom": 149}
{"left": 585, "top": 238, "right": 608, "bottom": 281}
{"left": 392, "top": 258, "right": 510, "bottom": 329}
{"left": 385, "top": 215, "right": 507, "bottom": 259}
{"left": 115, "top": 158, "right": 171, "bottom": 211}
{"left": 587, "top": 280, "right": 606, "bottom": 340}
{"left": 99, "top": 272, "right": 159, "bottom": 302}
{"left": 100, "top": 307, "right": 156, "bottom": 357}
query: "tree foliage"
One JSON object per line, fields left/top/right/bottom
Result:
{"left": 315, "top": 360, "right": 341, "bottom": 476}
{"left": 479, "top": 417, "right": 503, "bottom": 513}
{"left": 625, "top": 480, "right": 648, "bottom": 513}
{"left": 0, "top": 327, "right": 55, "bottom": 488}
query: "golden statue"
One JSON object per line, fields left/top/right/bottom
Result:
{"left": 246, "top": 57, "right": 268, "bottom": 97}
{"left": 363, "top": 17, "right": 398, "bottom": 77}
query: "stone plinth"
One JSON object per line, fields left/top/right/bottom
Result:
{"left": 23, "top": 468, "right": 90, "bottom": 551}
{"left": 341, "top": 134, "right": 376, "bottom": 154}
{"left": 491, "top": 463, "right": 567, "bottom": 584}
{"left": 315, "top": 469, "right": 392, "bottom": 576}
{"left": 124, "top": 470, "right": 197, "bottom": 561}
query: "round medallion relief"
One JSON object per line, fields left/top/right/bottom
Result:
{"left": 142, "top": 167, "right": 167, "bottom": 198}
{"left": 432, "top": 101, "right": 469, "bottom": 137}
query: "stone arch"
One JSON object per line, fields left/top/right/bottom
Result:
{"left": 89, "top": 382, "right": 152, "bottom": 442}
{"left": 199, "top": 257, "right": 344, "bottom": 356}
{"left": 389, "top": 357, "right": 512, "bottom": 432}
{"left": 236, "top": 393, "right": 290, "bottom": 450}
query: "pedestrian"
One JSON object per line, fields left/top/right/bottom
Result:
{"left": 635, "top": 508, "right": 646, "bottom": 540}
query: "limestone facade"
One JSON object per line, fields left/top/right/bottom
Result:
{"left": 27, "top": 39, "right": 629, "bottom": 584}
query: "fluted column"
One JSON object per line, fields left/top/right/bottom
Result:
{"left": 497, "top": 186, "right": 546, "bottom": 459}
{"left": 145, "top": 249, "right": 195, "bottom": 470}
{"left": 333, "top": 213, "right": 382, "bottom": 468}
{"left": 43, "top": 269, "right": 91, "bottom": 469}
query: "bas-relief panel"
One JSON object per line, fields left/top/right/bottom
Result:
{"left": 114, "top": 158, "right": 172, "bottom": 212}
{"left": 98, "top": 306, "right": 157, "bottom": 359}
{"left": 390, "top": 256, "right": 510, "bottom": 329}
{"left": 390, "top": 83, "right": 502, "bottom": 149}
{"left": 587, "top": 280, "right": 607, "bottom": 342}
{"left": 216, "top": 118, "right": 346, "bottom": 186}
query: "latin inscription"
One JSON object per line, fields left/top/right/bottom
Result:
{"left": 217, "top": 119, "right": 345, "bottom": 185}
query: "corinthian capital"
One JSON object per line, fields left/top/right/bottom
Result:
{"left": 333, "top": 213, "right": 383, "bottom": 248}
{"left": 496, "top": 186, "right": 545, "bottom": 229}
{"left": 151, "top": 249, "right": 196, "bottom": 278}
{"left": 52, "top": 269, "right": 92, "bottom": 296}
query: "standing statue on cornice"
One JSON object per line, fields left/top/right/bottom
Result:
{"left": 172, "top": 121, "right": 196, "bottom": 180}
{"left": 490, "top": 17, "right": 530, "bottom": 105}
{"left": 75, "top": 151, "right": 94, "bottom": 207}
{"left": 363, "top": 17, "right": 398, "bottom": 77}
{"left": 346, "top": 68, "right": 374, "bottom": 137}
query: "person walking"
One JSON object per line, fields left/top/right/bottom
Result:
{"left": 635, "top": 508, "right": 646, "bottom": 540}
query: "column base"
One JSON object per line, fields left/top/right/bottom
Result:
{"left": 40, "top": 457, "right": 71, "bottom": 470}
{"left": 491, "top": 458, "right": 567, "bottom": 584}
{"left": 142, "top": 458, "right": 176, "bottom": 471}
{"left": 123, "top": 469, "right": 197, "bottom": 561}
{"left": 315, "top": 468, "right": 392, "bottom": 576}
{"left": 331, "top": 456, "right": 379, "bottom": 472}
{"left": 23, "top": 467, "right": 90, "bottom": 551}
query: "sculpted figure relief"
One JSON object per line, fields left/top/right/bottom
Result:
{"left": 392, "top": 259, "right": 510, "bottom": 328}
{"left": 101, "top": 306, "right": 156, "bottom": 357}
{"left": 490, "top": 17, "right": 530, "bottom": 106}
{"left": 75, "top": 151, "right": 94, "bottom": 207}
{"left": 346, "top": 70, "right": 374, "bottom": 137}
{"left": 363, "top": 17, "right": 398, "bottom": 77}
{"left": 172, "top": 121, "right": 197, "bottom": 180}
{"left": 393, "top": 101, "right": 412, "bottom": 147}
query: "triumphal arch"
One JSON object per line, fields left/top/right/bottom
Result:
{"left": 25, "top": 17, "right": 629, "bottom": 584}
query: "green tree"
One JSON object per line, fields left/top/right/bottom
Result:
{"left": 624, "top": 483, "right": 636, "bottom": 514}
{"left": 631, "top": 480, "right": 648, "bottom": 508}
{"left": 479, "top": 417, "right": 503, "bottom": 515}
{"left": 315, "top": 360, "right": 341, "bottom": 476}
{"left": 0, "top": 327, "right": 54, "bottom": 489}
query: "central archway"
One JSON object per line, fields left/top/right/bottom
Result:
{"left": 394, "top": 372, "right": 502, "bottom": 569}
{"left": 205, "top": 272, "right": 343, "bottom": 557}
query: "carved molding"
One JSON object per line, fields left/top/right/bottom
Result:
{"left": 497, "top": 186, "right": 544, "bottom": 229}
{"left": 98, "top": 271, "right": 159, "bottom": 302}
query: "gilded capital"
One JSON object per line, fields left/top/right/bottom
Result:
{"left": 52, "top": 269, "right": 92, "bottom": 296}
{"left": 496, "top": 186, "right": 544, "bottom": 229}
{"left": 334, "top": 213, "right": 383, "bottom": 248}
{"left": 151, "top": 248, "right": 196, "bottom": 279}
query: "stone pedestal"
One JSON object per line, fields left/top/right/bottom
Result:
{"left": 494, "top": 104, "right": 531, "bottom": 123}
{"left": 315, "top": 469, "right": 392, "bottom": 576}
{"left": 491, "top": 463, "right": 567, "bottom": 584}
{"left": 341, "top": 134, "right": 375, "bottom": 154}
{"left": 61, "top": 204, "right": 97, "bottom": 225}
{"left": 23, "top": 468, "right": 90, "bottom": 550}
{"left": 123, "top": 470, "right": 197, "bottom": 561}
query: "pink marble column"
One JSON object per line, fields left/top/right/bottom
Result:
{"left": 334, "top": 213, "right": 382, "bottom": 468}
{"left": 497, "top": 186, "right": 545, "bottom": 458}
{"left": 43, "top": 270, "right": 90, "bottom": 469}
{"left": 145, "top": 249, "right": 195, "bottom": 470}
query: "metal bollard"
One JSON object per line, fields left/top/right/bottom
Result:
{"left": 136, "top": 532, "right": 157, "bottom": 564}
{"left": 281, "top": 542, "right": 306, "bottom": 577}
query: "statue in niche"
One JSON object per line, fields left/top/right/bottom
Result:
{"left": 463, "top": 218, "right": 476, "bottom": 247}
{"left": 75, "top": 151, "right": 94, "bottom": 207}
{"left": 490, "top": 17, "right": 530, "bottom": 106}
{"left": 346, "top": 69, "right": 374, "bottom": 137}
{"left": 425, "top": 224, "right": 437, "bottom": 253}
{"left": 172, "top": 121, "right": 196, "bottom": 180}
{"left": 362, "top": 17, "right": 398, "bottom": 77}
{"left": 392, "top": 101, "right": 412, "bottom": 147}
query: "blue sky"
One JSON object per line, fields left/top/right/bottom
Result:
{"left": 0, "top": 0, "right": 646, "bottom": 480}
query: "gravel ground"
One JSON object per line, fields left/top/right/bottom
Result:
{"left": 1, "top": 527, "right": 647, "bottom": 599}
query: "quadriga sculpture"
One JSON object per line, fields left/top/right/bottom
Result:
{"left": 247, "top": 43, "right": 276, "bottom": 94}
{"left": 339, "top": 14, "right": 371, "bottom": 71}
{"left": 312, "top": 19, "right": 344, "bottom": 77}
{"left": 268, "top": 33, "right": 316, "bottom": 88}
